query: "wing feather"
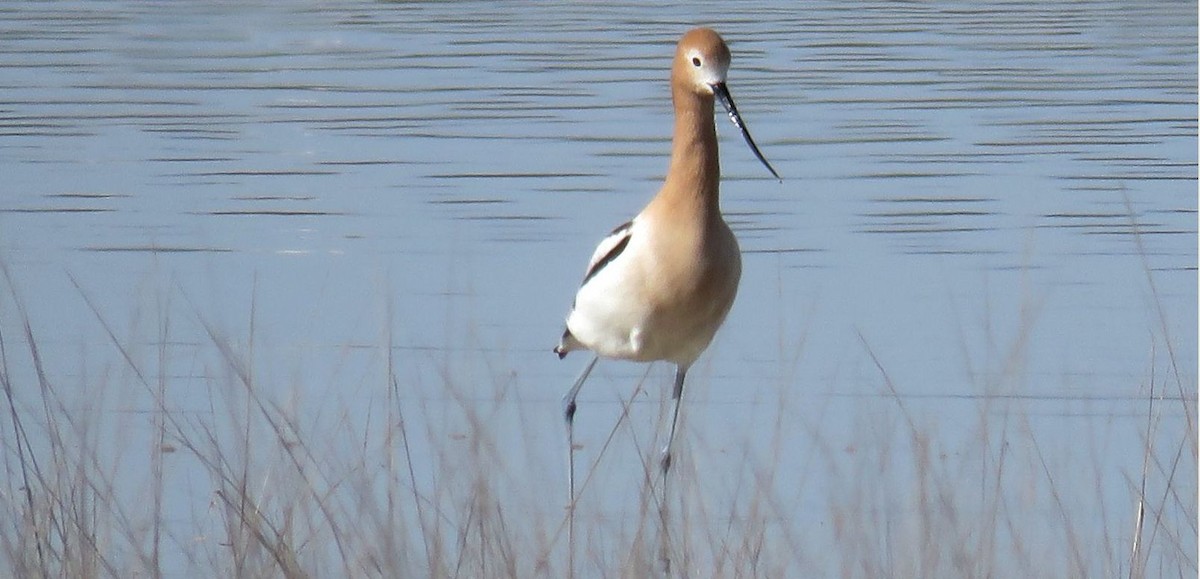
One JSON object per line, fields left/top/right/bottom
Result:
{"left": 556, "top": 220, "right": 635, "bottom": 357}
{"left": 580, "top": 220, "right": 633, "bottom": 287}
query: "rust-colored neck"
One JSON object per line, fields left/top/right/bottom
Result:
{"left": 659, "top": 84, "right": 720, "bottom": 217}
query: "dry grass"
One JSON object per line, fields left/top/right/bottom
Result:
{"left": 0, "top": 257, "right": 1195, "bottom": 577}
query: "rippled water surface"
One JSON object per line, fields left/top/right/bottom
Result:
{"left": 1, "top": 1, "right": 1195, "bottom": 576}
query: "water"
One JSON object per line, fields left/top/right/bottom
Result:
{"left": 1, "top": 1, "right": 1195, "bottom": 576}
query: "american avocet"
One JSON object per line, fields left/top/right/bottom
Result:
{"left": 553, "top": 26, "right": 779, "bottom": 571}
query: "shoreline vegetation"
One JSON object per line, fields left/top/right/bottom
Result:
{"left": 1, "top": 260, "right": 1195, "bottom": 578}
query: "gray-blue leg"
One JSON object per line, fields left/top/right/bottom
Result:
{"left": 563, "top": 354, "right": 598, "bottom": 579}
{"left": 659, "top": 364, "right": 688, "bottom": 575}
{"left": 661, "top": 364, "right": 688, "bottom": 476}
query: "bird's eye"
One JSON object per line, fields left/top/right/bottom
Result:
{"left": 691, "top": 57, "right": 701, "bottom": 67}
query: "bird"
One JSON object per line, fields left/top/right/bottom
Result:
{"left": 552, "top": 27, "right": 780, "bottom": 575}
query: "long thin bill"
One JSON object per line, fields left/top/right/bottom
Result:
{"left": 713, "top": 82, "right": 781, "bottom": 181}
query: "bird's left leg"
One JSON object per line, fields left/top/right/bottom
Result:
{"left": 658, "top": 363, "right": 688, "bottom": 575}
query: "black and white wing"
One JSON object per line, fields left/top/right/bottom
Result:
{"left": 555, "top": 219, "right": 635, "bottom": 358}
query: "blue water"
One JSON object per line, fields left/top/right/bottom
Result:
{"left": 1, "top": 1, "right": 1195, "bottom": 576}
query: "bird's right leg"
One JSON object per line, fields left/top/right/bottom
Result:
{"left": 563, "top": 354, "right": 599, "bottom": 579}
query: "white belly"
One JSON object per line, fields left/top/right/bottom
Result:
{"left": 564, "top": 223, "right": 740, "bottom": 366}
